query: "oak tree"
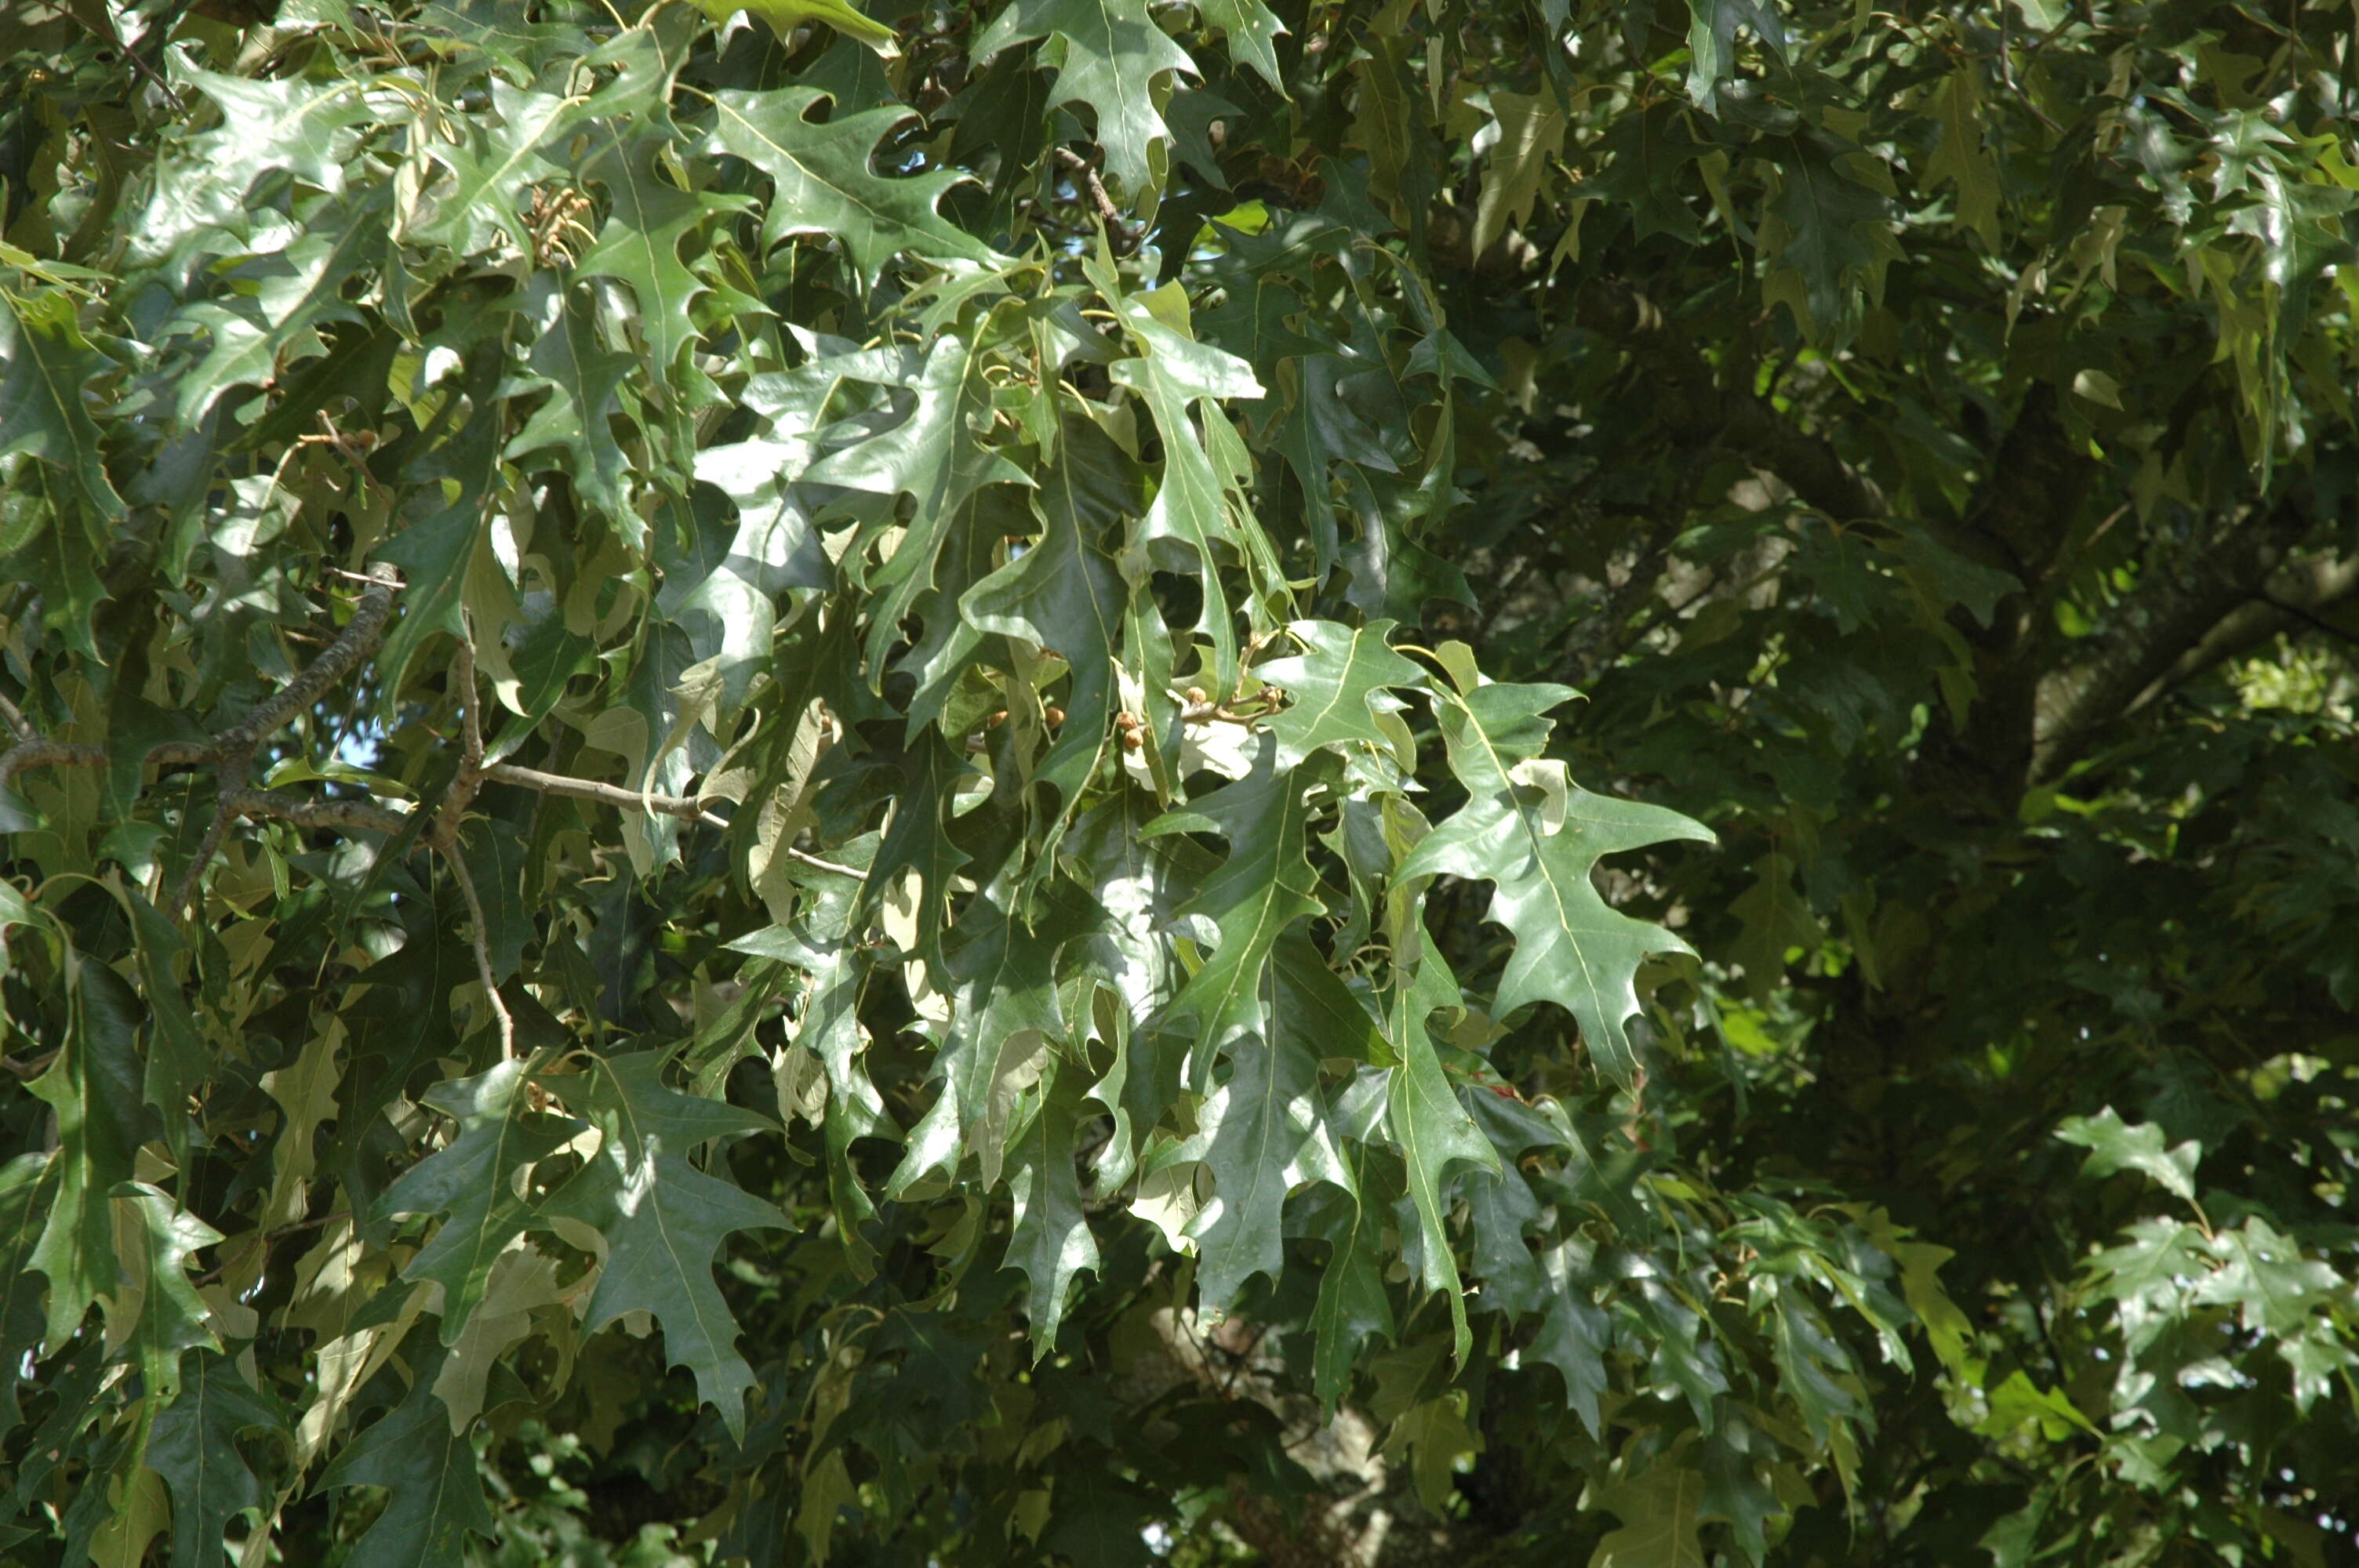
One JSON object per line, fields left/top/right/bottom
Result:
{"left": 2, "top": 0, "right": 2354, "bottom": 1563}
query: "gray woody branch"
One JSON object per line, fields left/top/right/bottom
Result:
{"left": 1571, "top": 280, "right": 2352, "bottom": 793}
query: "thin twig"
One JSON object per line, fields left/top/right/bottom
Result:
{"left": 169, "top": 811, "right": 235, "bottom": 920}
{"left": 785, "top": 845, "right": 863, "bottom": 879}
{"left": 2, "top": 1050, "right": 60, "bottom": 1080}
{"left": 445, "top": 851, "right": 515, "bottom": 1062}
{"left": 67, "top": 11, "right": 185, "bottom": 111}
{"left": 191, "top": 1210, "right": 352, "bottom": 1288}
{"left": 430, "top": 631, "right": 512, "bottom": 1060}
{"left": 0, "top": 692, "right": 34, "bottom": 743}
{"left": 430, "top": 631, "right": 486, "bottom": 851}
{"left": 2258, "top": 590, "right": 2359, "bottom": 652}
{"left": 1054, "top": 147, "right": 1140, "bottom": 258}
{"left": 480, "top": 761, "right": 732, "bottom": 828}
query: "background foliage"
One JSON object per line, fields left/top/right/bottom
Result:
{"left": 2, "top": 0, "right": 2356, "bottom": 1563}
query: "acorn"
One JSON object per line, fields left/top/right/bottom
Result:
{"left": 1045, "top": 706, "right": 1067, "bottom": 728}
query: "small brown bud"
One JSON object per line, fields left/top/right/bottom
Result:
{"left": 1184, "top": 686, "right": 1208, "bottom": 706}
{"left": 987, "top": 710, "right": 1009, "bottom": 728}
{"left": 1121, "top": 728, "right": 1144, "bottom": 751}
{"left": 1045, "top": 706, "right": 1066, "bottom": 728}
{"left": 1115, "top": 710, "right": 1141, "bottom": 731}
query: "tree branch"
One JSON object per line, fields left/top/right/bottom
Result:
{"left": 2127, "top": 550, "right": 2359, "bottom": 705}
{"left": 1958, "top": 381, "right": 2094, "bottom": 586}
{"left": 170, "top": 562, "right": 405, "bottom": 916}
{"left": 1572, "top": 278, "right": 1886, "bottom": 525}
{"left": 223, "top": 788, "right": 413, "bottom": 837}
{"left": 213, "top": 563, "right": 403, "bottom": 787}
{"left": 2028, "top": 514, "right": 2336, "bottom": 783}
{"left": 0, "top": 738, "right": 216, "bottom": 789}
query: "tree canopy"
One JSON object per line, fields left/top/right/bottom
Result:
{"left": 2, "top": 0, "right": 2355, "bottom": 1563}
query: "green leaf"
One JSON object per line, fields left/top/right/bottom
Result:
{"left": 318, "top": 1373, "right": 496, "bottom": 1568}
{"left": 493, "top": 612, "right": 590, "bottom": 750}
{"left": 1684, "top": 0, "right": 1787, "bottom": 114}
{"left": 1591, "top": 1457, "right": 1708, "bottom": 1568}
{"left": 1727, "top": 846, "right": 1817, "bottom": 1003}
{"left": 539, "top": 1052, "right": 785, "bottom": 1443}
{"left": 407, "top": 80, "right": 585, "bottom": 256}
{"left": 661, "top": 478, "right": 826, "bottom": 719}
{"left": 1151, "top": 743, "right": 1325, "bottom": 1091}
{"left": 704, "top": 88, "right": 997, "bottom": 289}
{"left": 862, "top": 732, "right": 976, "bottom": 969}
{"left": 0, "top": 286, "right": 123, "bottom": 528}
{"left": 961, "top": 422, "right": 1133, "bottom": 808}
{"left": 1584, "top": 103, "right": 1714, "bottom": 245}
{"left": 1169, "top": 1000, "right": 1347, "bottom": 1315}
{"left": 1761, "top": 138, "right": 1892, "bottom": 340}
{"left": 1473, "top": 83, "right": 1568, "bottom": 258}
{"left": 169, "top": 195, "right": 380, "bottom": 423}
{"left": 1307, "top": 1149, "right": 1396, "bottom": 1415}
{"left": 1974, "top": 1368, "right": 2099, "bottom": 1441}
{"left": 1697, "top": 1413, "right": 1791, "bottom": 1566}
{"left": 0, "top": 1154, "right": 60, "bottom": 1434}
{"left": 105, "top": 1182, "right": 224, "bottom": 1405}
{"left": 431, "top": 1241, "right": 569, "bottom": 1431}
{"left": 173, "top": 62, "right": 380, "bottom": 207}
{"left": 125, "top": 893, "right": 207, "bottom": 1167}
{"left": 2194, "top": 1216, "right": 2341, "bottom": 1338}
{"left": 973, "top": 0, "right": 1201, "bottom": 194}
{"left": 1350, "top": 36, "right": 1427, "bottom": 223}
{"left": 1194, "top": 0, "right": 1286, "bottom": 89}
{"left": 1197, "top": 274, "right": 1331, "bottom": 387}
{"left": 798, "top": 334, "right": 1033, "bottom": 675}
{"left": 374, "top": 1059, "right": 581, "bottom": 1344}
{"left": 1923, "top": 67, "right": 2000, "bottom": 247}
{"left": 1771, "top": 1297, "right": 1866, "bottom": 1443}
{"left": 2278, "top": 1322, "right": 2359, "bottom": 1416}
{"left": 145, "top": 1354, "right": 287, "bottom": 1568}
{"left": 502, "top": 276, "right": 642, "bottom": 532}
{"left": 1529, "top": 1243, "right": 1611, "bottom": 1438}
{"left": 374, "top": 362, "right": 504, "bottom": 707}
{"left": 2085, "top": 1215, "right": 2207, "bottom": 1351}
{"left": 1401, "top": 680, "right": 1714, "bottom": 1087}
{"left": 891, "top": 872, "right": 1103, "bottom": 1194}
{"left": 1092, "top": 257, "right": 1268, "bottom": 695}
{"left": 2055, "top": 1106, "right": 2200, "bottom": 1203}
{"left": 1384, "top": 1390, "right": 1484, "bottom": 1516}
{"left": 575, "top": 126, "right": 752, "bottom": 379}
{"left": 1001, "top": 1066, "right": 1098, "bottom": 1355}
{"left": 27, "top": 949, "right": 147, "bottom": 1344}
{"left": 689, "top": 0, "right": 900, "bottom": 54}
{"left": 1385, "top": 947, "right": 1497, "bottom": 1365}
{"left": 740, "top": 839, "right": 890, "bottom": 1275}
{"left": 1852, "top": 1208, "right": 1976, "bottom": 1380}
{"left": 1255, "top": 617, "right": 1423, "bottom": 770}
